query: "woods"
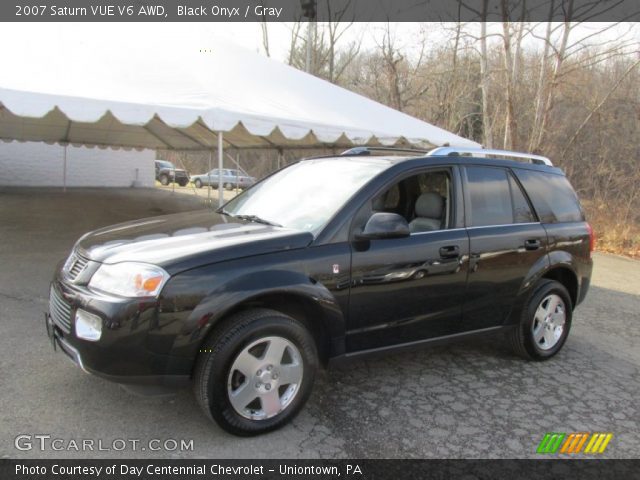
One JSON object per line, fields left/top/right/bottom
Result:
{"left": 287, "top": 18, "right": 639, "bottom": 256}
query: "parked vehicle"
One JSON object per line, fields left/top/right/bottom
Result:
{"left": 155, "top": 160, "right": 189, "bottom": 187}
{"left": 47, "top": 147, "right": 593, "bottom": 436}
{"left": 190, "top": 169, "right": 256, "bottom": 190}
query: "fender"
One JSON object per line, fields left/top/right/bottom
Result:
{"left": 505, "top": 253, "right": 551, "bottom": 326}
{"left": 546, "top": 249, "right": 577, "bottom": 273}
{"left": 507, "top": 250, "right": 580, "bottom": 326}
{"left": 158, "top": 265, "right": 347, "bottom": 362}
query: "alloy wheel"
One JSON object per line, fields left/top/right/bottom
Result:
{"left": 227, "top": 336, "right": 303, "bottom": 420}
{"left": 531, "top": 293, "right": 566, "bottom": 350}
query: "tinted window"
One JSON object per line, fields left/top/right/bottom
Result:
{"left": 466, "top": 167, "right": 513, "bottom": 227}
{"left": 508, "top": 174, "right": 536, "bottom": 223}
{"left": 514, "top": 169, "right": 583, "bottom": 223}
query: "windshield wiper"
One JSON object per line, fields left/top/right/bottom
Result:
{"left": 217, "top": 208, "right": 282, "bottom": 227}
{"left": 233, "top": 214, "right": 282, "bottom": 227}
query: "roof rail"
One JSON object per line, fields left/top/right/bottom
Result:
{"left": 427, "top": 146, "right": 553, "bottom": 166}
{"left": 340, "top": 146, "right": 430, "bottom": 156}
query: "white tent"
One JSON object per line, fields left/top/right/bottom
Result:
{"left": 0, "top": 24, "right": 479, "bottom": 203}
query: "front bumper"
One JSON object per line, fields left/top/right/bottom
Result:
{"left": 45, "top": 312, "right": 90, "bottom": 374}
{"left": 46, "top": 280, "right": 191, "bottom": 387}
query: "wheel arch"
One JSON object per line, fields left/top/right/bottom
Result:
{"left": 215, "top": 291, "right": 338, "bottom": 366}
{"left": 182, "top": 269, "right": 346, "bottom": 371}
{"left": 540, "top": 265, "right": 578, "bottom": 308}
{"left": 508, "top": 253, "right": 578, "bottom": 325}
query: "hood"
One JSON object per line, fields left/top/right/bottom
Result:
{"left": 76, "top": 210, "right": 313, "bottom": 274}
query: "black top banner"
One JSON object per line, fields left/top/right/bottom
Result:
{"left": 3, "top": 0, "right": 640, "bottom": 22}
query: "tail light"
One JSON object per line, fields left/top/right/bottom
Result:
{"left": 586, "top": 223, "right": 596, "bottom": 255}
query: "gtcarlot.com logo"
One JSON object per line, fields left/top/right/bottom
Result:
{"left": 537, "top": 432, "right": 613, "bottom": 454}
{"left": 15, "top": 434, "right": 194, "bottom": 452}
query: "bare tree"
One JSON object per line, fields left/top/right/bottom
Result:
{"left": 479, "top": 2, "right": 493, "bottom": 147}
{"left": 260, "top": 21, "right": 270, "bottom": 57}
{"left": 561, "top": 55, "right": 640, "bottom": 156}
{"left": 285, "top": 2, "right": 360, "bottom": 84}
{"left": 287, "top": 22, "right": 304, "bottom": 66}
{"left": 321, "top": 1, "right": 360, "bottom": 82}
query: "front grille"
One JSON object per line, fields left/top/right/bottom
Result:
{"left": 66, "top": 254, "right": 89, "bottom": 281}
{"left": 49, "top": 286, "right": 72, "bottom": 334}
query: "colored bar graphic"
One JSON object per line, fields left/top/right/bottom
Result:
{"left": 539, "top": 432, "right": 613, "bottom": 454}
{"left": 537, "top": 433, "right": 566, "bottom": 454}
{"left": 573, "top": 433, "right": 589, "bottom": 453}
{"left": 561, "top": 433, "right": 590, "bottom": 453}
{"left": 584, "top": 433, "right": 613, "bottom": 454}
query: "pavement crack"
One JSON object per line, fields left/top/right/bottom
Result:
{"left": 0, "top": 290, "right": 47, "bottom": 305}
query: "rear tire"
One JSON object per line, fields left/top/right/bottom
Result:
{"left": 178, "top": 179, "right": 188, "bottom": 187}
{"left": 193, "top": 308, "right": 318, "bottom": 436}
{"left": 509, "top": 279, "right": 572, "bottom": 361}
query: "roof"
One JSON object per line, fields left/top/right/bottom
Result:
{"left": 303, "top": 151, "right": 563, "bottom": 174}
{"left": 0, "top": 24, "right": 480, "bottom": 151}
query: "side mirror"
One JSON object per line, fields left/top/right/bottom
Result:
{"left": 355, "top": 212, "right": 410, "bottom": 240}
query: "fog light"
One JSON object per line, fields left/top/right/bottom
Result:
{"left": 75, "top": 309, "right": 102, "bottom": 341}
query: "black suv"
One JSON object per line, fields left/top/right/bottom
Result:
{"left": 47, "top": 147, "right": 593, "bottom": 436}
{"left": 155, "top": 160, "right": 189, "bottom": 186}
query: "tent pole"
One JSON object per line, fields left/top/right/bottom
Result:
{"left": 62, "top": 143, "right": 68, "bottom": 193}
{"left": 236, "top": 153, "right": 240, "bottom": 195}
{"left": 217, "top": 132, "right": 224, "bottom": 207}
{"left": 208, "top": 150, "right": 212, "bottom": 205}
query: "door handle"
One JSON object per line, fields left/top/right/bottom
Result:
{"left": 524, "top": 239, "right": 541, "bottom": 251}
{"left": 439, "top": 245, "right": 460, "bottom": 258}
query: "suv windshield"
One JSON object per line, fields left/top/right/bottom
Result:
{"left": 157, "top": 161, "right": 175, "bottom": 169}
{"left": 221, "top": 158, "right": 389, "bottom": 234}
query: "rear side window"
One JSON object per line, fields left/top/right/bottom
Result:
{"left": 465, "top": 167, "right": 513, "bottom": 227}
{"left": 508, "top": 174, "right": 536, "bottom": 223}
{"left": 514, "top": 169, "right": 584, "bottom": 223}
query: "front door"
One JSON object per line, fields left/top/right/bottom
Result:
{"left": 346, "top": 167, "right": 470, "bottom": 352}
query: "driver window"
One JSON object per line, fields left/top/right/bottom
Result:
{"left": 372, "top": 170, "right": 452, "bottom": 234}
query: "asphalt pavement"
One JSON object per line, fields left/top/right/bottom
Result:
{"left": 0, "top": 188, "right": 638, "bottom": 459}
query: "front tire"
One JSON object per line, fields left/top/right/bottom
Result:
{"left": 159, "top": 174, "right": 170, "bottom": 186}
{"left": 193, "top": 309, "right": 318, "bottom": 436}
{"left": 194, "top": 179, "right": 203, "bottom": 189}
{"left": 509, "top": 279, "right": 572, "bottom": 361}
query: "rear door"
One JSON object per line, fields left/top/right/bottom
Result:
{"left": 461, "top": 165, "right": 548, "bottom": 331}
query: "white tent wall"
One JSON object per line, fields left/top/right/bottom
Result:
{"left": 0, "top": 141, "right": 155, "bottom": 188}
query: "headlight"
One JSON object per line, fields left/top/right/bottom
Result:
{"left": 88, "top": 262, "right": 169, "bottom": 297}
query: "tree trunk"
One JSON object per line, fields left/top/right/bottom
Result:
{"left": 479, "top": 0, "right": 493, "bottom": 148}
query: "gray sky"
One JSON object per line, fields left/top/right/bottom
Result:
{"left": 1, "top": 22, "right": 637, "bottom": 64}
